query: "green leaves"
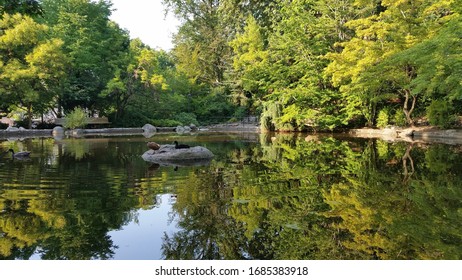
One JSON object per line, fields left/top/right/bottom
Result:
{"left": 40, "top": 0, "right": 130, "bottom": 112}
{"left": 0, "top": 13, "right": 66, "bottom": 126}
{"left": 325, "top": 0, "right": 458, "bottom": 128}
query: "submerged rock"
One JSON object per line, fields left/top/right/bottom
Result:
{"left": 142, "top": 144, "right": 214, "bottom": 166}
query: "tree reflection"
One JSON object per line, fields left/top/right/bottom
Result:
{"left": 162, "top": 165, "right": 248, "bottom": 259}
{"left": 2, "top": 136, "right": 462, "bottom": 260}
{"left": 161, "top": 135, "right": 462, "bottom": 260}
{"left": 0, "top": 138, "right": 157, "bottom": 259}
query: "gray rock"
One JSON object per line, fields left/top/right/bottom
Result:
{"left": 142, "top": 144, "right": 214, "bottom": 166}
{"left": 6, "top": 127, "right": 19, "bottom": 132}
{"left": 142, "top": 124, "right": 157, "bottom": 132}
{"left": 53, "top": 126, "right": 65, "bottom": 136}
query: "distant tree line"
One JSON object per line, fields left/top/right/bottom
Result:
{"left": 164, "top": 0, "right": 461, "bottom": 131}
{"left": 1, "top": 0, "right": 460, "bottom": 130}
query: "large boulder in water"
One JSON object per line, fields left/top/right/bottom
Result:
{"left": 142, "top": 124, "right": 157, "bottom": 132}
{"left": 141, "top": 144, "right": 214, "bottom": 166}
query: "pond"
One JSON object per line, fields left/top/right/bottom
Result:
{"left": 0, "top": 132, "right": 461, "bottom": 260}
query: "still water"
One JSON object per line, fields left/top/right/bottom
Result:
{"left": 0, "top": 133, "right": 461, "bottom": 260}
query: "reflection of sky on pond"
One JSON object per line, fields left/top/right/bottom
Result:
{"left": 109, "top": 194, "right": 179, "bottom": 260}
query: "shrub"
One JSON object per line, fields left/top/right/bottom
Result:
{"left": 392, "top": 109, "right": 407, "bottom": 127}
{"left": 174, "top": 112, "right": 198, "bottom": 126}
{"left": 151, "top": 119, "right": 182, "bottom": 127}
{"left": 232, "top": 106, "right": 247, "bottom": 119}
{"left": 427, "top": 100, "right": 455, "bottom": 128}
{"left": 376, "top": 108, "right": 389, "bottom": 128}
{"left": 64, "top": 108, "right": 87, "bottom": 129}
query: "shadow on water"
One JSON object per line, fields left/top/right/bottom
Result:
{"left": 0, "top": 133, "right": 462, "bottom": 260}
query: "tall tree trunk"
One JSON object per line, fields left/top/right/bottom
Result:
{"left": 403, "top": 89, "right": 416, "bottom": 126}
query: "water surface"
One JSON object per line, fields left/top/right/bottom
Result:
{"left": 1, "top": 133, "right": 461, "bottom": 260}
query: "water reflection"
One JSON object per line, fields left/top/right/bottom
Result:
{"left": 1, "top": 134, "right": 462, "bottom": 260}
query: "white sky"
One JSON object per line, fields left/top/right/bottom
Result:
{"left": 109, "top": 0, "right": 180, "bottom": 50}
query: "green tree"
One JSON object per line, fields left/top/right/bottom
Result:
{"left": 0, "top": 13, "right": 67, "bottom": 128}
{"left": 0, "top": 0, "right": 43, "bottom": 18}
{"left": 391, "top": 11, "right": 462, "bottom": 123}
{"left": 326, "top": 0, "right": 456, "bottom": 127}
{"left": 241, "top": 0, "right": 366, "bottom": 131}
{"left": 40, "top": 0, "right": 130, "bottom": 115}
{"left": 229, "top": 15, "right": 268, "bottom": 112}
{"left": 163, "top": 0, "right": 229, "bottom": 85}
{"left": 101, "top": 39, "right": 174, "bottom": 124}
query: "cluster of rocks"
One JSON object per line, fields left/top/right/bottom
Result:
{"left": 5, "top": 126, "right": 27, "bottom": 132}
{"left": 46, "top": 123, "right": 199, "bottom": 139}
{"left": 142, "top": 124, "right": 198, "bottom": 134}
{"left": 0, "top": 123, "right": 199, "bottom": 140}
{"left": 0, "top": 126, "right": 53, "bottom": 138}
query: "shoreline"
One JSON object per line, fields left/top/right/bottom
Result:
{"left": 349, "top": 126, "right": 462, "bottom": 145}
{"left": 3, "top": 125, "right": 462, "bottom": 145}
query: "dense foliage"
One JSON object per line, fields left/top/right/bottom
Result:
{"left": 164, "top": 0, "right": 460, "bottom": 131}
{"left": 0, "top": 0, "right": 460, "bottom": 130}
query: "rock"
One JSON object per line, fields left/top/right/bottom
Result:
{"left": 190, "top": 124, "right": 197, "bottom": 131}
{"left": 19, "top": 127, "right": 27, "bottom": 131}
{"left": 142, "top": 124, "right": 157, "bottom": 133}
{"left": 176, "top": 126, "right": 192, "bottom": 134}
{"left": 53, "top": 126, "right": 65, "bottom": 135}
{"left": 142, "top": 144, "right": 214, "bottom": 166}
{"left": 6, "top": 127, "right": 19, "bottom": 132}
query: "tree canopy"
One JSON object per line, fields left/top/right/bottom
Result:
{"left": 0, "top": 0, "right": 460, "bottom": 130}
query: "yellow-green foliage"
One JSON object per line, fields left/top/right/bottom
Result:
{"left": 64, "top": 107, "right": 87, "bottom": 129}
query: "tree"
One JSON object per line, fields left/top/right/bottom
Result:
{"left": 325, "top": 0, "right": 456, "bottom": 127}
{"left": 229, "top": 15, "right": 268, "bottom": 111}
{"left": 100, "top": 39, "right": 172, "bottom": 123}
{"left": 0, "top": 13, "right": 67, "bottom": 128}
{"left": 163, "top": 0, "right": 229, "bottom": 85}
{"left": 392, "top": 12, "right": 462, "bottom": 127}
{"left": 236, "top": 0, "right": 366, "bottom": 131}
{"left": 40, "top": 0, "right": 130, "bottom": 115}
{"left": 0, "top": 0, "right": 43, "bottom": 18}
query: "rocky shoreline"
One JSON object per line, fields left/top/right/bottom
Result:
{"left": 0, "top": 121, "right": 261, "bottom": 139}
{"left": 3, "top": 123, "right": 462, "bottom": 145}
{"left": 349, "top": 126, "right": 462, "bottom": 145}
